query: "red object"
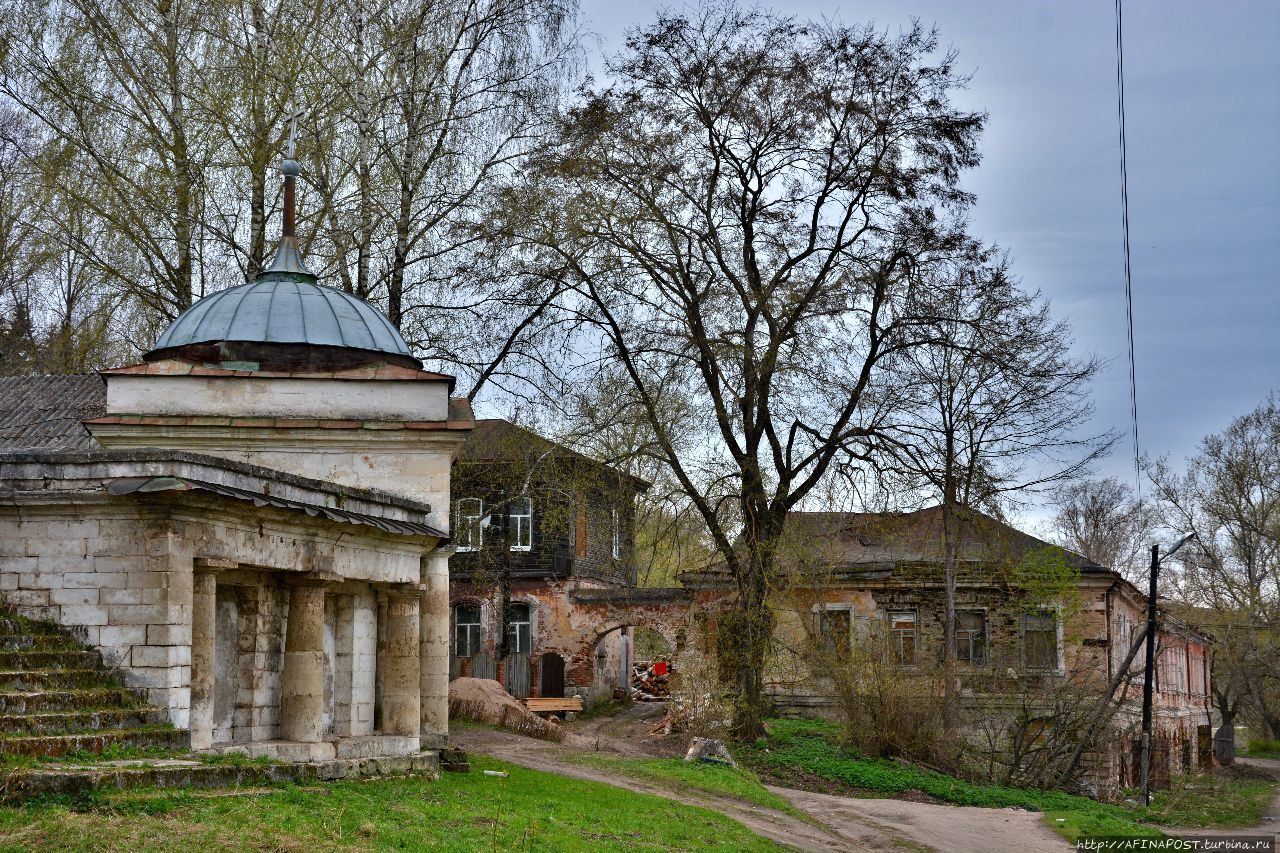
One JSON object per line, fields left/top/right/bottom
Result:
{"left": 654, "top": 661, "right": 668, "bottom": 676}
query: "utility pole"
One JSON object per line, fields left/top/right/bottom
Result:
{"left": 1139, "top": 544, "right": 1159, "bottom": 807}
{"left": 1139, "top": 532, "right": 1196, "bottom": 807}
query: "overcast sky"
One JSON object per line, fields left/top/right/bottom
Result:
{"left": 577, "top": 0, "right": 1280, "bottom": 516}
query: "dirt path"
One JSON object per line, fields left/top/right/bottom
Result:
{"left": 451, "top": 714, "right": 1070, "bottom": 852}
{"left": 770, "top": 786, "right": 1070, "bottom": 853}
{"left": 1163, "top": 756, "right": 1280, "bottom": 845}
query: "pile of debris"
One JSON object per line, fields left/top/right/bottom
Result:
{"left": 630, "top": 660, "right": 672, "bottom": 701}
{"left": 447, "top": 678, "right": 565, "bottom": 742}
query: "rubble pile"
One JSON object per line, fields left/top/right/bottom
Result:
{"left": 631, "top": 659, "right": 672, "bottom": 701}
{"left": 447, "top": 677, "right": 565, "bottom": 742}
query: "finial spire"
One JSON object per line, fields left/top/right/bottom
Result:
{"left": 264, "top": 102, "right": 312, "bottom": 277}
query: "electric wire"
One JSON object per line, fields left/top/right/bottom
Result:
{"left": 1115, "top": 0, "right": 1142, "bottom": 497}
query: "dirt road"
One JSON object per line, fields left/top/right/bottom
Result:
{"left": 450, "top": 707, "right": 1070, "bottom": 852}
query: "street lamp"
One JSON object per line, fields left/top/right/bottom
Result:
{"left": 1139, "top": 531, "right": 1196, "bottom": 807}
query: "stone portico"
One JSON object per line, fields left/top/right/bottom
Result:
{"left": 0, "top": 155, "right": 473, "bottom": 763}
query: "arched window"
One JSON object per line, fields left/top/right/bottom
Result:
{"left": 454, "top": 499, "right": 484, "bottom": 552}
{"left": 509, "top": 496, "right": 533, "bottom": 551}
{"left": 506, "top": 602, "right": 532, "bottom": 654}
{"left": 455, "top": 604, "right": 482, "bottom": 657}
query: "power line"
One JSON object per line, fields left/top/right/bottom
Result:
{"left": 1115, "top": 0, "right": 1142, "bottom": 496}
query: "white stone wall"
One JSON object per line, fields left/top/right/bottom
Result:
{"left": 87, "top": 427, "right": 459, "bottom": 531}
{"left": 0, "top": 507, "right": 193, "bottom": 726}
{"left": 106, "top": 376, "right": 451, "bottom": 422}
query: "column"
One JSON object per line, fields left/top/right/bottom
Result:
{"left": 189, "top": 570, "right": 216, "bottom": 749}
{"left": 280, "top": 579, "right": 327, "bottom": 742}
{"left": 381, "top": 589, "right": 421, "bottom": 738}
{"left": 419, "top": 552, "right": 450, "bottom": 748}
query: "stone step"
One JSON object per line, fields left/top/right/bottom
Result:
{"left": 0, "top": 708, "right": 165, "bottom": 736}
{"left": 0, "top": 618, "right": 62, "bottom": 637}
{"left": 0, "top": 669, "right": 117, "bottom": 691}
{"left": 0, "top": 650, "right": 102, "bottom": 671}
{"left": 0, "top": 689, "right": 142, "bottom": 714}
{"left": 0, "top": 752, "right": 441, "bottom": 800}
{"left": 0, "top": 634, "right": 83, "bottom": 652}
{"left": 0, "top": 726, "right": 189, "bottom": 758}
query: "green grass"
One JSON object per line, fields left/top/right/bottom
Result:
{"left": 0, "top": 755, "right": 784, "bottom": 851}
{"left": 566, "top": 752, "right": 803, "bottom": 817}
{"left": 736, "top": 718, "right": 1277, "bottom": 843}
{"left": 573, "top": 699, "right": 624, "bottom": 721}
{"left": 1242, "top": 738, "right": 1280, "bottom": 761}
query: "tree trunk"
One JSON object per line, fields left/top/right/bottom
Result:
{"left": 941, "top": 490, "right": 958, "bottom": 729}
{"left": 727, "top": 525, "right": 775, "bottom": 742}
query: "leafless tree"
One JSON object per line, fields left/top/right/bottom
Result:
{"left": 881, "top": 262, "right": 1113, "bottom": 724}
{"left": 1151, "top": 393, "right": 1280, "bottom": 741}
{"left": 500, "top": 6, "right": 988, "bottom": 738}
{"left": 1046, "top": 476, "right": 1155, "bottom": 583}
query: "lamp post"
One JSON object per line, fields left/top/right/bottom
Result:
{"left": 1139, "top": 531, "right": 1196, "bottom": 807}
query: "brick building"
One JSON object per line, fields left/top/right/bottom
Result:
{"left": 447, "top": 420, "right": 692, "bottom": 704}
{"left": 681, "top": 506, "right": 1215, "bottom": 794}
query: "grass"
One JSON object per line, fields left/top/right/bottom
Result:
{"left": 0, "top": 755, "right": 784, "bottom": 851}
{"left": 565, "top": 752, "right": 803, "bottom": 817}
{"left": 573, "top": 699, "right": 624, "bottom": 722}
{"left": 1242, "top": 738, "right": 1280, "bottom": 761}
{"left": 736, "top": 718, "right": 1278, "bottom": 843}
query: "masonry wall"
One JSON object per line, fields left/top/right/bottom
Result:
{"left": 0, "top": 502, "right": 194, "bottom": 725}
{"left": 755, "top": 574, "right": 1214, "bottom": 795}
{"left": 0, "top": 490, "right": 439, "bottom": 731}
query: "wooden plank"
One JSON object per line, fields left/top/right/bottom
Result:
{"left": 523, "top": 697, "right": 584, "bottom": 713}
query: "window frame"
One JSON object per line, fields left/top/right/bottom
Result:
{"left": 955, "top": 609, "right": 988, "bottom": 665}
{"left": 508, "top": 496, "right": 533, "bottom": 552}
{"left": 506, "top": 602, "right": 533, "bottom": 654}
{"left": 610, "top": 508, "right": 622, "bottom": 559}
{"left": 454, "top": 603, "right": 483, "bottom": 658}
{"left": 887, "top": 610, "right": 916, "bottom": 665}
{"left": 453, "top": 498, "right": 484, "bottom": 552}
{"left": 1022, "top": 607, "right": 1063, "bottom": 673}
{"left": 812, "top": 604, "right": 853, "bottom": 656}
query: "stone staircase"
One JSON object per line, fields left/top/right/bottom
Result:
{"left": 0, "top": 608, "right": 440, "bottom": 799}
{"left": 0, "top": 611, "right": 186, "bottom": 759}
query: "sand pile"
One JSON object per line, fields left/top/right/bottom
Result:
{"left": 448, "top": 678, "right": 565, "bottom": 742}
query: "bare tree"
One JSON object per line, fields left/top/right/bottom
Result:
{"left": 502, "top": 6, "right": 987, "bottom": 738}
{"left": 1046, "top": 476, "right": 1155, "bottom": 583}
{"left": 882, "top": 263, "right": 1113, "bottom": 724}
{"left": 1151, "top": 394, "right": 1280, "bottom": 741}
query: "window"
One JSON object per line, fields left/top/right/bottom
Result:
{"left": 574, "top": 502, "right": 587, "bottom": 558}
{"left": 888, "top": 611, "right": 915, "bottom": 664}
{"left": 509, "top": 496, "right": 532, "bottom": 551}
{"left": 817, "top": 608, "right": 851, "bottom": 655}
{"left": 956, "top": 611, "right": 987, "bottom": 664}
{"left": 454, "top": 604, "right": 482, "bottom": 657}
{"left": 1023, "top": 610, "right": 1059, "bottom": 670}
{"left": 506, "top": 603, "right": 532, "bottom": 654}
{"left": 610, "top": 508, "right": 621, "bottom": 559}
{"left": 453, "top": 498, "right": 483, "bottom": 552}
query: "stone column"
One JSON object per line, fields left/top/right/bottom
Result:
{"left": 381, "top": 589, "right": 421, "bottom": 738}
{"left": 281, "top": 579, "right": 327, "bottom": 742}
{"left": 189, "top": 570, "right": 217, "bottom": 750}
{"left": 419, "top": 552, "right": 450, "bottom": 748}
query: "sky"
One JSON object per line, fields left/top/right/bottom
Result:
{"left": 576, "top": 0, "right": 1280, "bottom": 518}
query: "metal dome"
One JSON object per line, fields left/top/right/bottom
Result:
{"left": 148, "top": 274, "right": 416, "bottom": 365}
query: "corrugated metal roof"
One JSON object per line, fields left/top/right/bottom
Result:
{"left": 150, "top": 276, "right": 413, "bottom": 358}
{"left": 0, "top": 375, "right": 105, "bottom": 451}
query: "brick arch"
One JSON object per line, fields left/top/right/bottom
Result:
{"left": 561, "top": 588, "right": 697, "bottom": 691}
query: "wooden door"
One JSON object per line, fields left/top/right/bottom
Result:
{"left": 505, "top": 653, "right": 531, "bottom": 699}
{"left": 539, "top": 653, "right": 565, "bottom": 698}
